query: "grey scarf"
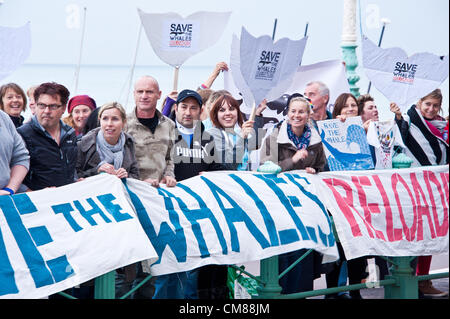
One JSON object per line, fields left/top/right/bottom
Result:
{"left": 96, "top": 130, "right": 126, "bottom": 170}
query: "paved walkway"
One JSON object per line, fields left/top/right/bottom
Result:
{"left": 243, "top": 254, "right": 449, "bottom": 299}
{"left": 308, "top": 275, "right": 449, "bottom": 299}
{"left": 310, "top": 255, "right": 449, "bottom": 299}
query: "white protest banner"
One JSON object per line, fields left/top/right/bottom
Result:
{"left": 0, "top": 174, "right": 157, "bottom": 299}
{"left": 311, "top": 165, "right": 449, "bottom": 260}
{"left": 362, "top": 35, "right": 449, "bottom": 112}
{"left": 138, "top": 9, "right": 230, "bottom": 66}
{"left": 228, "top": 34, "right": 254, "bottom": 113}
{"left": 0, "top": 22, "right": 31, "bottom": 81}
{"left": 138, "top": 9, "right": 230, "bottom": 90}
{"left": 317, "top": 117, "right": 374, "bottom": 171}
{"left": 235, "top": 27, "right": 307, "bottom": 110}
{"left": 225, "top": 60, "right": 349, "bottom": 125}
{"left": 123, "top": 171, "right": 338, "bottom": 276}
{"left": 138, "top": 9, "right": 230, "bottom": 67}
{"left": 366, "top": 120, "right": 405, "bottom": 169}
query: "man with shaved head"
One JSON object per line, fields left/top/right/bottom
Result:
{"left": 125, "top": 75, "right": 177, "bottom": 299}
{"left": 126, "top": 75, "right": 177, "bottom": 187}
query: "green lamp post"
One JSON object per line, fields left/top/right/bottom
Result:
{"left": 341, "top": 0, "right": 360, "bottom": 98}
{"left": 254, "top": 161, "right": 283, "bottom": 299}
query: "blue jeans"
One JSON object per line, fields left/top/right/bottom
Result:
{"left": 152, "top": 272, "right": 188, "bottom": 299}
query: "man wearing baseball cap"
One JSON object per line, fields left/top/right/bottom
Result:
{"left": 170, "top": 89, "right": 229, "bottom": 299}
{"left": 173, "top": 88, "right": 226, "bottom": 188}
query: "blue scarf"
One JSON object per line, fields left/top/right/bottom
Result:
{"left": 287, "top": 124, "right": 311, "bottom": 150}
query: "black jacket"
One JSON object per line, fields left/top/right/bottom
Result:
{"left": 173, "top": 122, "right": 228, "bottom": 181}
{"left": 17, "top": 117, "right": 78, "bottom": 190}
{"left": 9, "top": 115, "right": 24, "bottom": 128}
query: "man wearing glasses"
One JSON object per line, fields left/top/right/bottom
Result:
{"left": 18, "top": 82, "right": 78, "bottom": 191}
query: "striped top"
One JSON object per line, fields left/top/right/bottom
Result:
{"left": 395, "top": 105, "right": 448, "bottom": 167}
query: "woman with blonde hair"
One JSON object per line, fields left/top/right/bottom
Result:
{"left": 260, "top": 93, "right": 325, "bottom": 295}
{"left": 75, "top": 101, "right": 139, "bottom": 298}
{"left": 76, "top": 101, "right": 139, "bottom": 180}
{"left": 260, "top": 93, "right": 325, "bottom": 173}
{"left": 391, "top": 88, "right": 448, "bottom": 298}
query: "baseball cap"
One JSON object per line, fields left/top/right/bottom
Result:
{"left": 176, "top": 89, "right": 203, "bottom": 107}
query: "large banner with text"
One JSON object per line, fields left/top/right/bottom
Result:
{"left": 0, "top": 174, "right": 157, "bottom": 299}
{"left": 1, "top": 166, "right": 448, "bottom": 298}
{"left": 124, "top": 171, "right": 339, "bottom": 276}
{"left": 311, "top": 165, "right": 449, "bottom": 260}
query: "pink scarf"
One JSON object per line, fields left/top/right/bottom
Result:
{"left": 424, "top": 119, "right": 443, "bottom": 139}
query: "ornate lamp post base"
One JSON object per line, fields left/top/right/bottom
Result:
{"left": 342, "top": 43, "right": 361, "bottom": 97}
{"left": 342, "top": 0, "right": 360, "bottom": 97}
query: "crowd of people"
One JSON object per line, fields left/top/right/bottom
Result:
{"left": 0, "top": 61, "right": 448, "bottom": 299}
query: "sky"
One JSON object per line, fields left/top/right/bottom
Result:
{"left": 0, "top": 0, "right": 449, "bottom": 118}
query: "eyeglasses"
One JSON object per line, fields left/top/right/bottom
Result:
{"left": 36, "top": 103, "right": 63, "bottom": 110}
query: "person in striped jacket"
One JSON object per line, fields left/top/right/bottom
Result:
{"left": 390, "top": 88, "right": 449, "bottom": 298}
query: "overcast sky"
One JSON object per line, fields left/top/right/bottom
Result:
{"left": 1, "top": 0, "right": 448, "bottom": 116}
{"left": 1, "top": 0, "right": 448, "bottom": 65}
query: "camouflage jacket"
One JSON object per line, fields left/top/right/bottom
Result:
{"left": 125, "top": 108, "right": 175, "bottom": 181}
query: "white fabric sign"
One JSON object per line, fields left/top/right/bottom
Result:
{"left": 311, "top": 166, "right": 449, "bottom": 260}
{"left": 123, "top": 171, "right": 338, "bottom": 276}
{"left": 225, "top": 60, "right": 349, "bottom": 122}
{"left": 362, "top": 35, "right": 449, "bottom": 111}
{"left": 2, "top": 167, "right": 448, "bottom": 298}
{"left": 286, "top": 60, "right": 350, "bottom": 116}
{"left": 317, "top": 117, "right": 375, "bottom": 171}
{"left": 0, "top": 22, "right": 31, "bottom": 81}
{"left": 138, "top": 9, "right": 231, "bottom": 67}
{"left": 234, "top": 27, "right": 307, "bottom": 107}
{"left": 228, "top": 34, "right": 254, "bottom": 113}
{"left": 0, "top": 174, "right": 157, "bottom": 299}
{"left": 366, "top": 120, "right": 406, "bottom": 169}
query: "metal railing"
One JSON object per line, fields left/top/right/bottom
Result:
{"left": 59, "top": 217, "right": 448, "bottom": 299}
{"left": 231, "top": 252, "right": 449, "bottom": 299}
{"left": 58, "top": 252, "right": 447, "bottom": 299}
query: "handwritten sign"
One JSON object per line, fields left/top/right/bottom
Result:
{"left": 311, "top": 166, "right": 449, "bottom": 259}
{"left": 317, "top": 117, "right": 374, "bottom": 171}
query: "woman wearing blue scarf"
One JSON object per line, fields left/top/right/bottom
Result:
{"left": 260, "top": 93, "right": 325, "bottom": 173}
{"left": 260, "top": 93, "right": 325, "bottom": 294}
